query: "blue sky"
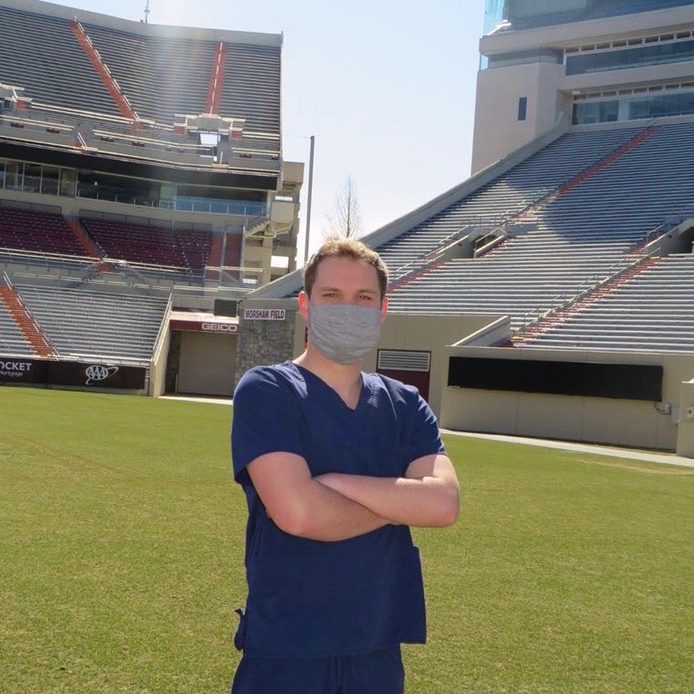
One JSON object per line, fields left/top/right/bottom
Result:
{"left": 50, "top": 0, "right": 484, "bottom": 258}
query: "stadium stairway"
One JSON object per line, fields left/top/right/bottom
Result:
{"left": 553, "top": 126, "right": 655, "bottom": 198}
{"left": 70, "top": 20, "right": 141, "bottom": 125}
{"left": 0, "top": 273, "right": 56, "bottom": 358}
{"left": 206, "top": 42, "right": 229, "bottom": 115}
{"left": 65, "top": 217, "right": 101, "bottom": 260}
{"left": 206, "top": 234, "right": 224, "bottom": 281}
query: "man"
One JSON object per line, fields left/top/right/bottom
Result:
{"left": 231, "top": 237, "right": 459, "bottom": 694}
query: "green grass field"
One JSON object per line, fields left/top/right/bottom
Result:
{"left": 1, "top": 387, "right": 692, "bottom": 693}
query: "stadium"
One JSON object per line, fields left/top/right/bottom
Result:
{"left": 1, "top": 2, "right": 693, "bottom": 692}
{"left": 0, "top": 0, "right": 301, "bottom": 398}
{"left": 2, "top": 0, "right": 694, "bottom": 457}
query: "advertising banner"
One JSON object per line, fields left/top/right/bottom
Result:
{"left": 169, "top": 319, "right": 238, "bottom": 333}
{"left": 49, "top": 361, "right": 147, "bottom": 390}
{"left": 0, "top": 358, "right": 147, "bottom": 390}
{"left": 0, "top": 358, "right": 48, "bottom": 384}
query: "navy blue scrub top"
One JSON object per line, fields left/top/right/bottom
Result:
{"left": 231, "top": 362, "right": 445, "bottom": 658}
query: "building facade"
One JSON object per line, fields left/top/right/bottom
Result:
{"left": 473, "top": 0, "right": 694, "bottom": 172}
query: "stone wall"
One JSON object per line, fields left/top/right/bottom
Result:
{"left": 234, "top": 298, "right": 299, "bottom": 383}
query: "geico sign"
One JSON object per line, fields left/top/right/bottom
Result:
{"left": 0, "top": 360, "right": 31, "bottom": 372}
{"left": 85, "top": 364, "right": 119, "bottom": 385}
{"left": 202, "top": 322, "right": 237, "bottom": 333}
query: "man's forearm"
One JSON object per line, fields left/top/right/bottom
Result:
{"left": 274, "top": 478, "right": 391, "bottom": 541}
{"left": 247, "top": 452, "right": 393, "bottom": 542}
{"left": 316, "top": 472, "right": 459, "bottom": 528}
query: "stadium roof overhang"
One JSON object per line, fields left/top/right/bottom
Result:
{"left": 0, "top": 140, "right": 279, "bottom": 191}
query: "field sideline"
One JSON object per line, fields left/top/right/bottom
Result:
{"left": 1, "top": 387, "right": 692, "bottom": 693}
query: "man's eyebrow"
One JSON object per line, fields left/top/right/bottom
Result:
{"left": 315, "top": 286, "right": 378, "bottom": 294}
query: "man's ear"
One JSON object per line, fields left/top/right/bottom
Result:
{"left": 380, "top": 296, "right": 389, "bottom": 323}
{"left": 298, "top": 290, "right": 309, "bottom": 322}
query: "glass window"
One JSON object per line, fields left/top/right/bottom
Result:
{"left": 601, "top": 101, "right": 619, "bottom": 122}
{"left": 41, "top": 166, "right": 60, "bottom": 196}
{"left": 23, "top": 164, "right": 42, "bottom": 193}
{"left": 574, "top": 89, "right": 694, "bottom": 124}
{"left": 484, "top": 0, "right": 506, "bottom": 36}
{"left": 493, "top": 0, "right": 694, "bottom": 32}
{"left": 518, "top": 97, "right": 528, "bottom": 121}
{"left": 566, "top": 38, "right": 694, "bottom": 76}
{"left": 486, "top": 48, "right": 562, "bottom": 69}
{"left": 573, "top": 101, "right": 601, "bottom": 124}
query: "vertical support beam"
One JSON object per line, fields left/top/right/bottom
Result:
{"left": 304, "top": 135, "right": 315, "bottom": 263}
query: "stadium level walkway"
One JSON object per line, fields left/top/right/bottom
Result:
{"left": 162, "top": 395, "right": 694, "bottom": 469}
{"left": 443, "top": 430, "right": 694, "bottom": 469}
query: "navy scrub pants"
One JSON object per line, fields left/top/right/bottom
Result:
{"left": 231, "top": 647, "right": 405, "bottom": 694}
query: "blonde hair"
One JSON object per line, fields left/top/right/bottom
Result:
{"left": 303, "top": 237, "right": 388, "bottom": 299}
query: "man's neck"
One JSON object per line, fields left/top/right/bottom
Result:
{"left": 294, "top": 347, "right": 364, "bottom": 408}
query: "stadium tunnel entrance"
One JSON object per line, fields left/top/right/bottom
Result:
{"left": 164, "top": 311, "right": 238, "bottom": 398}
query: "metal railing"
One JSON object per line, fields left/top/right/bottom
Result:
{"left": 515, "top": 242, "right": 663, "bottom": 336}
{"left": 389, "top": 218, "right": 508, "bottom": 286}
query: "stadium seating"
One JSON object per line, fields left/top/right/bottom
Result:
{"left": 518, "top": 254, "right": 694, "bottom": 352}
{"left": 79, "top": 218, "right": 212, "bottom": 271}
{"left": 387, "top": 122, "right": 694, "bottom": 337}
{"left": 82, "top": 23, "right": 216, "bottom": 123}
{"left": 376, "top": 127, "right": 644, "bottom": 272}
{"left": 0, "top": 208, "right": 89, "bottom": 257}
{"left": 218, "top": 43, "right": 281, "bottom": 135}
{"left": 0, "top": 4, "right": 281, "bottom": 137}
{"left": 0, "top": 300, "right": 34, "bottom": 356}
{"left": 0, "top": 5, "right": 121, "bottom": 117}
{"left": 15, "top": 282, "right": 169, "bottom": 363}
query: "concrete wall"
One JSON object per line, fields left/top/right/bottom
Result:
{"left": 148, "top": 327, "right": 171, "bottom": 397}
{"left": 177, "top": 331, "right": 238, "bottom": 397}
{"left": 472, "top": 61, "right": 566, "bottom": 173}
{"left": 292, "top": 311, "right": 503, "bottom": 418}
{"left": 361, "top": 313, "right": 504, "bottom": 417}
{"left": 441, "top": 345, "right": 694, "bottom": 454}
{"left": 676, "top": 378, "right": 694, "bottom": 457}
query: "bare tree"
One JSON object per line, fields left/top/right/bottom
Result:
{"left": 325, "top": 176, "right": 362, "bottom": 238}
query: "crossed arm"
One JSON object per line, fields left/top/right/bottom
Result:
{"left": 247, "top": 451, "right": 460, "bottom": 542}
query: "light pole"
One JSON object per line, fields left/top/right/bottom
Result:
{"left": 303, "top": 135, "right": 315, "bottom": 263}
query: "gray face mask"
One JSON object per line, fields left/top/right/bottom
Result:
{"left": 308, "top": 303, "right": 382, "bottom": 365}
